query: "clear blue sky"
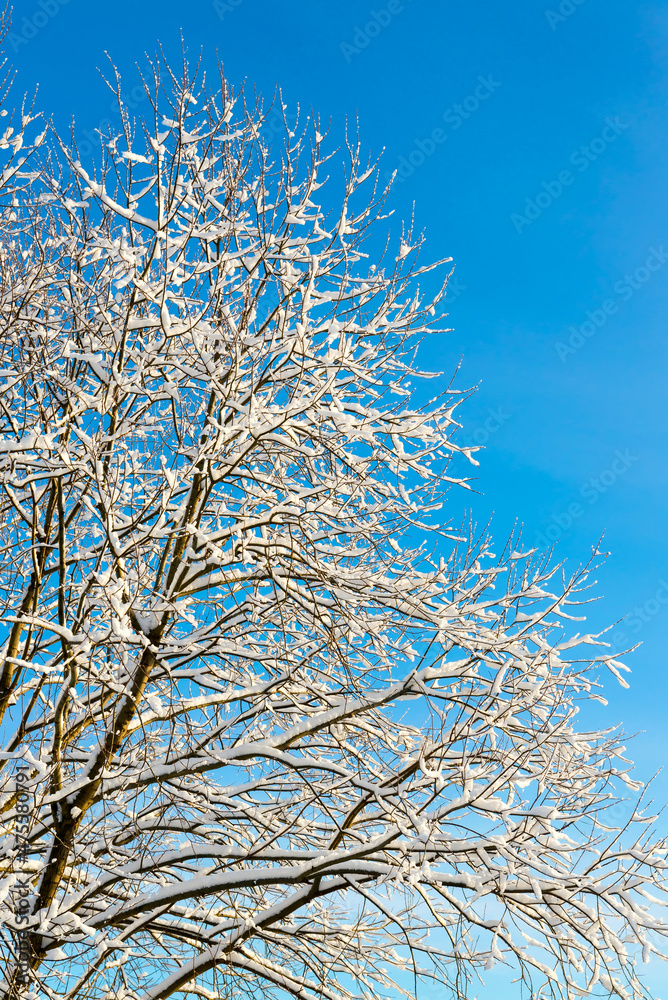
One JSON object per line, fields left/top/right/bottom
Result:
{"left": 8, "top": 0, "right": 668, "bottom": 993}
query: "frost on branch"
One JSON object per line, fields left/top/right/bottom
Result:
{"left": 0, "top": 58, "right": 666, "bottom": 1000}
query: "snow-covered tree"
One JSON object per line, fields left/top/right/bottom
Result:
{"left": 0, "top": 58, "right": 667, "bottom": 1000}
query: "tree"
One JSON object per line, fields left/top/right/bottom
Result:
{"left": 0, "top": 57, "right": 666, "bottom": 1000}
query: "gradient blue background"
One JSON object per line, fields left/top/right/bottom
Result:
{"left": 7, "top": 0, "right": 668, "bottom": 994}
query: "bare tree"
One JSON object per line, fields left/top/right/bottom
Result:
{"left": 0, "top": 56, "right": 666, "bottom": 1000}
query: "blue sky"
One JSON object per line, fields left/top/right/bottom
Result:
{"left": 7, "top": 0, "right": 668, "bottom": 992}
